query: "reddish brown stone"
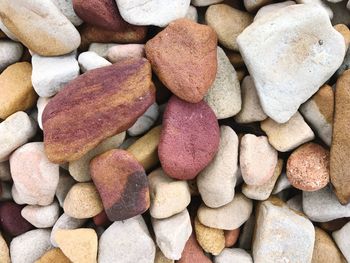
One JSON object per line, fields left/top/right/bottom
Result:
{"left": 158, "top": 96, "right": 220, "bottom": 180}
{"left": 43, "top": 58, "right": 155, "bottom": 163}
{"left": 93, "top": 210, "right": 111, "bottom": 227}
{"left": 225, "top": 228, "right": 240, "bottom": 247}
{"left": 178, "top": 233, "right": 212, "bottom": 263}
{"left": 90, "top": 149, "right": 150, "bottom": 221}
{"left": 145, "top": 18, "right": 217, "bottom": 103}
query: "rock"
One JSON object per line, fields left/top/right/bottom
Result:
{"left": 205, "top": 4, "right": 252, "bottom": 51}
{"left": 10, "top": 229, "right": 53, "bottom": 263}
{"left": 98, "top": 216, "right": 156, "bottom": 263}
{"left": 107, "top": 44, "right": 145, "bottom": 63}
{"left": 287, "top": 143, "right": 330, "bottom": 191}
{"left": 145, "top": 19, "right": 217, "bottom": 103}
{"left": 31, "top": 52, "right": 79, "bottom": 97}
{"left": 185, "top": 6, "right": 198, "bottom": 22}
{"left": 0, "top": 0, "right": 80, "bottom": 56}
{"left": 0, "top": 40, "right": 22, "bottom": 71}
{"left": 37, "top": 97, "right": 51, "bottom": 130}
{"left": 237, "top": 4, "right": 345, "bottom": 123}
{"left": 240, "top": 134, "right": 278, "bottom": 186}
{"left": 286, "top": 194, "right": 303, "bottom": 212}
{"left": 332, "top": 222, "right": 350, "bottom": 262}
{"left": 261, "top": 112, "right": 315, "bottom": 152}
{"left": 88, "top": 43, "right": 117, "bottom": 58}
{"left": 197, "top": 193, "right": 253, "bottom": 230}
{"left": 158, "top": 96, "right": 220, "bottom": 180}
{"left": 197, "top": 125, "right": 239, "bottom": 208}
{"left": 115, "top": 0, "right": 191, "bottom": 27}
{"left": 254, "top": 1, "right": 296, "bottom": 21}
{"left": 0, "top": 161, "right": 11, "bottom": 181}
{"left": 204, "top": 47, "right": 241, "bottom": 119}
{"left": 224, "top": 228, "right": 240, "bottom": 247}
{"left": 127, "top": 125, "right": 161, "bottom": 170}
{"left": 152, "top": 209, "right": 192, "bottom": 260}
{"left": 63, "top": 182, "right": 103, "bottom": 219}
{"left": 0, "top": 62, "right": 36, "bottom": 120}
{"left": 215, "top": 248, "right": 253, "bottom": 263}
{"left": 55, "top": 170, "right": 75, "bottom": 207}
{"left": 55, "top": 228, "right": 97, "bottom": 263}
{"left": 300, "top": 84, "right": 334, "bottom": 146}
{"left": 36, "top": 248, "right": 70, "bottom": 263}
{"left": 0, "top": 233, "right": 10, "bottom": 263}
{"left": 43, "top": 58, "right": 155, "bottom": 163}
{"left": 0, "top": 19, "right": 18, "bottom": 40}
{"left": 331, "top": 69, "right": 350, "bottom": 204}
{"left": 10, "top": 142, "right": 59, "bottom": 206}
{"left": 238, "top": 214, "right": 255, "bottom": 250}
{"left": 178, "top": 233, "right": 211, "bottom": 263}
{"left": 52, "top": 0, "right": 83, "bottom": 26}
{"left": 78, "top": 51, "right": 111, "bottom": 72}
{"left": 192, "top": 0, "right": 223, "bottom": 6}
{"left": 244, "top": 0, "right": 273, "bottom": 12}
{"left": 90, "top": 149, "right": 150, "bottom": 221}
{"left": 194, "top": 217, "right": 225, "bottom": 256}
{"left": 128, "top": 103, "right": 159, "bottom": 136}
{"left": 155, "top": 248, "right": 174, "bottom": 263}
{"left": 0, "top": 111, "right": 37, "bottom": 161}
{"left": 335, "top": 24, "right": 350, "bottom": 49}
{"left": 318, "top": 218, "right": 349, "bottom": 232}
{"left": 297, "top": 0, "right": 333, "bottom": 18}
{"left": 69, "top": 132, "right": 125, "bottom": 182}
{"left": 21, "top": 201, "right": 60, "bottom": 228}
{"left": 148, "top": 168, "right": 191, "bottom": 219}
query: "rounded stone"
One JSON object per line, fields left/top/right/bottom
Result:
{"left": 0, "top": 40, "right": 23, "bottom": 71}
{"left": 21, "top": 201, "right": 60, "bottom": 228}
{"left": 78, "top": 51, "right": 111, "bottom": 73}
{"left": 107, "top": 44, "right": 145, "bottom": 63}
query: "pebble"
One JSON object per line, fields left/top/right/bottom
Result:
{"left": 55, "top": 170, "right": 75, "bottom": 206}
{"left": 254, "top": 1, "right": 296, "bottom": 21}
{"left": 335, "top": 24, "right": 350, "bottom": 49}
{"left": 192, "top": 0, "right": 223, "bottom": 6}
{"left": 286, "top": 194, "right": 303, "bottom": 212}
{"left": 0, "top": 19, "right": 18, "bottom": 41}
{"left": 149, "top": 168, "right": 190, "bottom": 219}
{"left": 21, "top": 201, "right": 60, "bottom": 228}
{"left": 152, "top": 209, "right": 192, "bottom": 260}
{"left": 52, "top": 0, "right": 83, "bottom": 26}
{"left": 331, "top": 69, "right": 350, "bottom": 204}
{"left": 215, "top": 248, "right": 253, "bottom": 263}
{"left": 10, "top": 142, "right": 59, "bottom": 206}
{"left": 0, "top": 161, "right": 11, "bottom": 181}
{"left": 244, "top": 0, "right": 273, "bottom": 12}
{"left": 10, "top": 229, "right": 53, "bottom": 263}
{"left": 90, "top": 149, "right": 150, "bottom": 221}
{"left": 89, "top": 43, "right": 117, "bottom": 58}
{"left": 205, "top": 4, "right": 253, "bottom": 51}
{"left": 178, "top": 233, "right": 212, "bottom": 263}
{"left": 63, "top": 182, "right": 103, "bottom": 219}
{"left": 155, "top": 248, "right": 174, "bottom": 263}
{"left": 36, "top": 248, "right": 70, "bottom": 263}
{"left": 0, "top": 0, "right": 80, "bottom": 56}
{"left": 0, "top": 233, "right": 10, "bottom": 263}
{"left": 115, "top": 0, "right": 191, "bottom": 27}
{"left": 0, "top": 62, "right": 36, "bottom": 120}
{"left": 37, "top": 97, "right": 51, "bottom": 130}
{"left": 237, "top": 4, "right": 345, "bottom": 123}
{"left": 197, "top": 125, "right": 239, "bottom": 208}
{"left": 43, "top": 58, "right": 155, "bottom": 163}
{"left": 0, "top": 111, "right": 37, "bottom": 161}
{"left": 128, "top": 103, "right": 159, "bottom": 136}
{"left": 0, "top": 40, "right": 22, "bottom": 71}
{"left": 98, "top": 216, "right": 156, "bottom": 263}
{"left": 240, "top": 134, "right": 278, "bottom": 186}
{"left": 158, "top": 96, "right": 220, "bottom": 180}
{"left": 55, "top": 228, "right": 97, "bottom": 263}
{"left": 332, "top": 222, "right": 350, "bottom": 262}
{"left": 261, "top": 112, "right": 315, "bottom": 152}
{"left": 78, "top": 51, "right": 111, "bottom": 72}
{"left": 107, "top": 44, "right": 145, "bottom": 63}
{"left": 204, "top": 47, "right": 241, "bottom": 119}
{"left": 145, "top": 19, "right": 217, "bottom": 103}
{"left": 31, "top": 52, "right": 79, "bottom": 97}
{"left": 225, "top": 228, "right": 240, "bottom": 247}
{"left": 300, "top": 84, "right": 334, "bottom": 146}
{"left": 185, "top": 6, "right": 198, "bottom": 22}
{"left": 197, "top": 193, "right": 253, "bottom": 230}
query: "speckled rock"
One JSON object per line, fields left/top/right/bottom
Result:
{"left": 35, "top": 248, "right": 70, "bottom": 263}
{"left": 78, "top": 51, "right": 111, "bottom": 73}
{"left": 21, "top": 201, "right": 60, "bottom": 228}
{"left": 128, "top": 103, "right": 159, "bottom": 136}
{"left": 332, "top": 222, "right": 350, "bottom": 262}
{"left": 107, "top": 44, "right": 145, "bottom": 63}
{"left": 178, "top": 233, "right": 212, "bottom": 263}
{"left": 52, "top": 0, "right": 83, "bottom": 26}
{"left": 0, "top": 233, "right": 10, "bottom": 263}
{"left": 215, "top": 248, "right": 253, "bottom": 263}
{"left": 0, "top": 40, "right": 23, "bottom": 71}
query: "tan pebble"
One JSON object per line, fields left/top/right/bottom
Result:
{"left": 35, "top": 248, "right": 70, "bottom": 263}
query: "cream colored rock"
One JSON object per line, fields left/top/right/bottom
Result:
{"left": 191, "top": 0, "right": 223, "bottom": 6}
{"left": 332, "top": 222, "right": 350, "bottom": 262}
{"left": 255, "top": 1, "right": 296, "bottom": 21}
{"left": 0, "top": 233, "right": 10, "bottom": 263}
{"left": 107, "top": 44, "right": 145, "bottom": 63}
{"left": 78, "top": 51, "right": 111, "bottom": 72}
{"left": 215, "top": 248, "right": 253, "bottom": 263}
{"left": 21, "top": 200, "right": 60, "bottom": 228}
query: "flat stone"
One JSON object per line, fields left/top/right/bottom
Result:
{"left": 197, "top": 125, "right": 239, "bottom": 208}
{"left": 128, "top": 102, "right": 159, "bottom": 136}
{"left": 244, "top": 0, "right": 273, "bottom": 12}
{"left": 237, "top": 4, "right": 345, "bottom": 123}
{"left": 158, "top": 96, "right": 220, "bottom": 180}
{"left": 178, "top": 233, "right": 212, "bottom": 263}
{"left": 254, "top": 1, "right": 296, "bottom": 21}
{"left": 0, "top": 0, "right": 80, "bottom": 56}
{"left": 52, "top": 0, "right": 83, "bottom": 26}
{"left": 332, "top": 222, "right": 350, "bottom": 262}
{"left": 21, "top": 201, "right": 60, "bottom": 228}
{"left": 0, "top": 233, "right": 10, "bottom": 263}
{"left": 37, "top": 97, "right": 51, "bottom": 130}
{"left": 36, "top": 248, "right": 70, "bottom": 263}
{"left": 78, "top": 51, "right": 111, "bottom": 72}
{"left": 192, "top": 0, "right": 223, "bottom": 6}
{"left": 215, "top": 248, "right": 253, "bottom": 263}
{"left": 43, "top": 58, "right": 155, "bottom": 163}
{"left": 145, "top": 19, "right": 217, "bottom": 103}
{"left": 107, "top": 44, "right": 145, "bottom": 63}
{"left": 55, "top": 170, "right": 75, "bottom": 207}
{"left": 0, "top": 40, "right": 22, "bottom": 71}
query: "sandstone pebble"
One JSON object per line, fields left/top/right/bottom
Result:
{"left": 35, "top": 248, "right": 70, "bottom": 263}
{"left": 178, "top": 233, "right": 211, "bottom": 263}
{"left": 0, "top": 233, "right": 10, "bottom": 263}
{"left": 225, "top": 228, "right": 240, "bottom": 248}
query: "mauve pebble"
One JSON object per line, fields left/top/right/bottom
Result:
{"left": 21, "top": 200, "right": 60, "bottom": 228}
{"left": 107, "top": 44, "right": 145, "bottom": 63}
{"left": 178, "top": 233, "right": 212, "bottom": 263}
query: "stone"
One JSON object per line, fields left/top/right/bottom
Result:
{"left": 254, "top": 1, "right": 296, "bottom": 21}
{"left": 194, "top": 217, "right": 225, "bottom": 256}
{"left": 90, "top": 149, "right": 150, "bottom": 221}
{"left": 237, "top": 4, "right": 345, "bottom": 123}
{"left": 0, "top": 0, "right": 80, "bottom": 56}
{"left": 35, "top": 248, "right": 70, "bottom": 263}
{"left": 78, "top": 51, "right": 111, "bottom": 73}
{"left": 10, "top": 229, "right": 53, "bottom": 263}
{"left": 63, "top": 182, "right": 103, "bottom": 219}
{"left": 238, "top": 214, "right": 255, "bottom": 250}
{"left": 197, "top": 125, "right": 239, "bottom": 208}
{"left": 148, "top": 168, "right": 191, "bottom": 219}
{"left": 21, "top": 201, "right": 60, "bottom": 228}
{"left": 335, "top": 24, "right": 350, "bottom": 49}
{"left": 336, "top": 48, "right": 350, "bottom": 77}
{"left": 43, "top": 58, "right": 155, "bottom": 163}
{"left": 300, "top": 84, "right": 334, "bottom": 146}
{"left": 204, "top": 47, "right": 241, "bottom": 119}
{"left": 331, "top": 69, "right": 350, "bottom": 204}
{"left": 0, "top": 19, "right": 18, "bottom": 40}
{"left": 0, "top": 182, "right": 12, "bottom": 201}
{"left": 152, "top": 209, "right": 192, "bottom": 260}
{"left": 240, "top": 134, "right": 278, "bottom": 186}
{"left": 286, "top": 194, "right": 303, "bottom": 212}
{"left": 244, "top": 0, "right": 273, "bottom": 12}
{"left": 128, "top": 103, "right": 159, "bottom": 136}
{"left": 224, "top": 228, "right": 240, "bottom": 247}
{"left": 332, "top": 222, "right": 350, "bottom": 262}
{"left": 318, "top": 218, "right": 349, "bottom": 232}
{"left": 98, "top": 216, "right": 156, "bottom": 263}
{"left": 0, "top": 62, "right": 36, "bottom": 120}
{"left": 88, "top": 43, "right": 117, "bottom": 58}
{"left": 52, "top": 0, "right": 83, "bottom": 26}
{"left": 55, "top": 170, "right": 75, "bottom": 207}
{"left": 287, "top": 143, "right": 330, "bottom": 191}
{"left": 178, "top": 233, "right": 211, "bottom": 263}
{"left": 159, "top": 96, "right": 219, "bottom": 180}
{"left": 145, "top": 19, "right": 217, "bottom": 103}
{"left": 0, "top": 111, "right": 37, "bottom": 161}
{"left": 261, "top": 112, "right": 315, "bottom": 152}
{"left": 55, "top": 228, "right": 97, "bottom": 263}
{"left": 185, "top": 6, "right": 198, "bottom": 22}
{"left": 0, "top": 40, "right": 22, "bottom": 71}
{"left": 0, "top": 161, "right": 11, "bottom": 181}
{"left": 37, "top": 97, "right": 51, "bottom": 130}
{"left": 107, "top": 44, "right": 145, "bottom": 63}
{"left": 297, "top": 0, "right": 333, "bottom": 19}
{"left": 31, "top": 52, "right": 80, "bottom": 97}
{"left": 69, "top": 132, "right": 125, "bottom": 182}
{"left": 192, "top": 0, "right": 223, "bottom": 6}
{"left": 10, "top": 142, "right": 59, "bottom": 206}
{"left": 215, "top": 248, "right": 253, "bottom": 263}
{"left": 116, "top": 0, "right": 191, "bottom": 27}
{"left": 155, "top": 248, "right": 174, "bottom": 263}
{"left": 197, "top": 193, "right": 253, "bottom": 230}
{"left": 205, "top": 4, "right": 252, "bottom": 51}
{"left": 0, "top": 233, "right": 10, "bottom": 263}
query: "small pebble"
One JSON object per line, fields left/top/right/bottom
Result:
{"left": 178, "top": 233, "right": 212, "bottom": 263}
{"left": 21, "top": 200, "right": 60, "bottom": 228}
{"left": 128, "top": 103, "right": 159, "bottom": 136}
{"left": 77, "top": 51, "right": 111, "bottom": 72}
{"left": 107, "top": 44, "right": 145, "bottom": 63}
{"left": 272, "top": 172, "right": 291, "bottom": 194}
{"left": 332, "top": 222, "right": 350, "bottom": 262}
{"left": 55, "top": 170, "right": 76, "bottom": 207}
{"left": 191, "top": 0, "right": 223, "bottom": 6}
{"left": 0, "top": 40, "right": 23, "bottom": 71}
{"left": 224, "top": 228, "right": 240, "bottom": 248}
{"left": 88, "top": 43, "right": 117, "bottom": 58}
{"left": 185, "top": 6, "right": 198, "bottom": 22}
{"left": 35, "top": 248, "right": 70, "bottom": 263}
{"left": 215, "top": 248, "right": 253, "bottom": 263}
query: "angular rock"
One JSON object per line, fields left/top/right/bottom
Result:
{"left": 107, "top": 44, "right": 145, "bottom": 63}
{"left": 332, "top": 222, "right": 350, "bottom": 262}
{"left": 36, "top": 248, "right": 70, "bottom": 263}
{"left": 78, "top": 51, "right": 111, "bottom": 73}
{"left": 178, "top": 233, "right": 212, "bottom": 263}
{"left": 254, "top": 1, "right": 296, "bottom": 21}
{"left": 0, "top": 233, "right": 10, "bottom": 263}
{"left": 21, "top": 201, "right": 60, "bottom": 228}
{"left": 0, "top": 40, "right": 23, "bottom": 71}
{"left": 128, "top": 103, "right": 159, "bottom": 136}
{"left": 52, "top": 0, "right": 83, "bottom": 26}
{"left": 215, "top": 248, "right": 253, "bottom": 263}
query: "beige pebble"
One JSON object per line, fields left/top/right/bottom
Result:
{"left": 107, "top": 44, "right": 145, "bottom": 63}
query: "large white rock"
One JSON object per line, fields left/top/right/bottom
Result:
{"left": 237, "top": 4, "right": 345, "bottom": 123}
{"left": 332, "top": 222, "right": 350, "bottom": 262}
{"left": 0, "top": 40, "right": 23, "bottom": 71}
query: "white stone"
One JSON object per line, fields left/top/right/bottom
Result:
{"left": 332, "top": 222, "right": 350, "bottom": 262}
{"left": 286, "top": 194, "right": 303, "bottom": 212}
{"left": 0, "top": 162, "right": 11, "bottom": 181}
{"left": 128, "top": 103, "right": 159, "bottom": 136}
{"left": 37, "top": 97, "right": 51, "bottom": 130}
{"left": 56, "top": 170, "right": 75, "bottom": 207}
{"left": 0, "top": 182, "right": 12, "bottom": 201}
{"left": 254, "top": 1, "right": 296, "bottom": 21}
{"left": 191, "top": 0, "right": 223, "bottom": 6}
{"left": 51, "top": 0, "right": 83, "bottom": 26}
{"left": 0, "top": 40, "right": 23, "bottom": 71}
{"left": 272, "top": 172, "right": 291, "bottom": 194}
{"left": 21, "top": 200, "right": 60, "bottom": 228}
{"left": 296, "top": 0, "right": 333, "bottom": 18}
{"left": 215, "top": 248, "right": 253, "bottom": 263}
{"left": 185, "top": 5, "right": 198, "bottom": 22}
{"left": 78, "top": 51, "right": 111, "bottom": 72}
{"left": 88, "top": 43, "right": 117, "bottom": 58}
